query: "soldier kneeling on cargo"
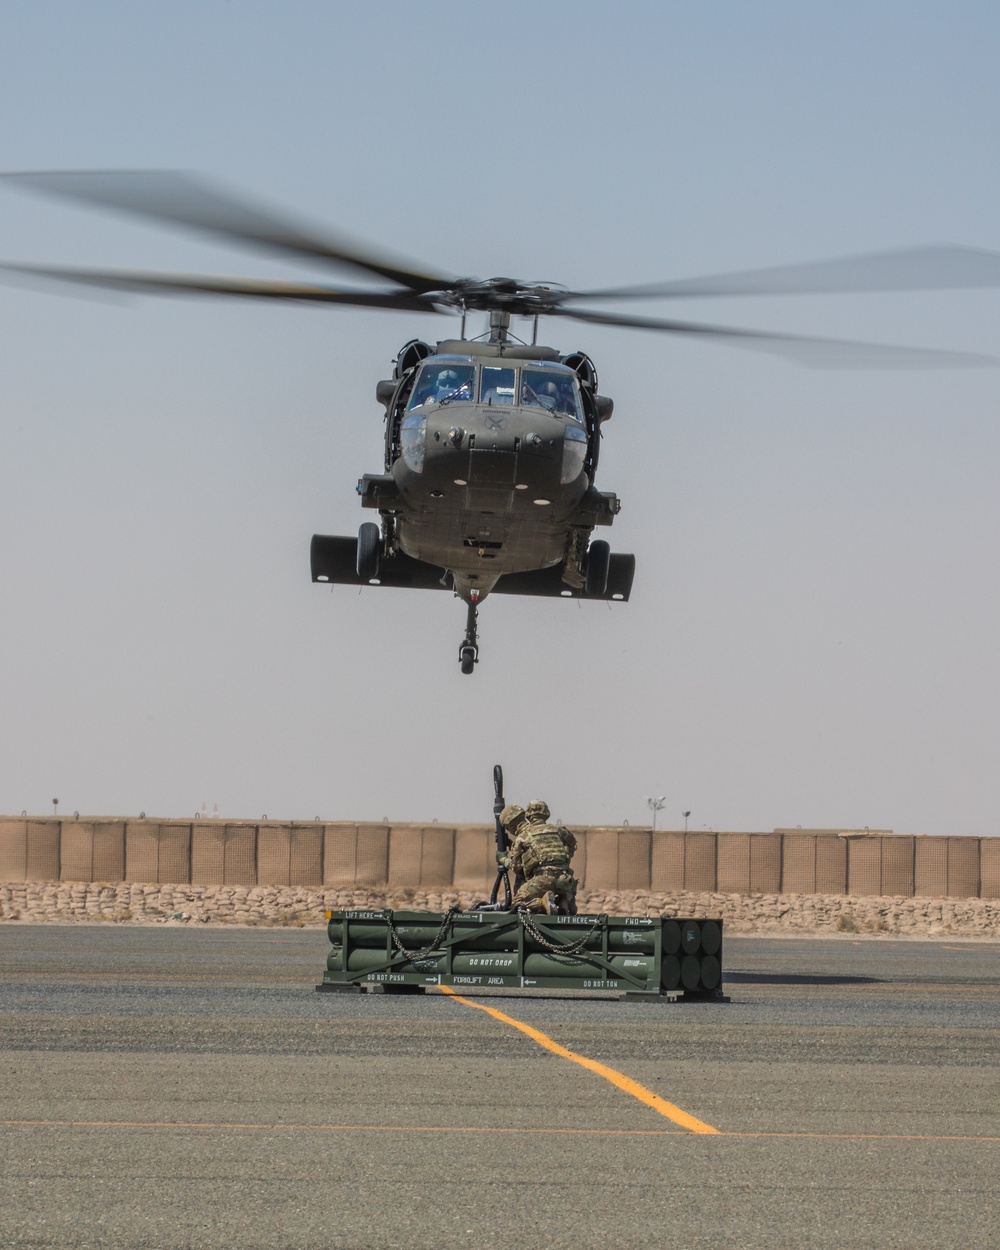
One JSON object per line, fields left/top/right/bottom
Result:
{"left": 499, "top": 800, "right": 578, "bottom": 915}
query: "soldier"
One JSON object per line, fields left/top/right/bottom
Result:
{"left": 501, "top": 799, "right": 578, "bottom": 915}
{"left": 498, "top": 803, "right": 527, "bottom": 841}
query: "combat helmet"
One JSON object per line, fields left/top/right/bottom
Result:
{"left": 525, "top": 799, "right": 550, "bottom": 823}
{"left": 500, "top": 803, "right": 527, "bottom": 832}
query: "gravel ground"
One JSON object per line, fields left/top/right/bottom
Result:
{"left": 3, "top": 879, "right": 1000, "bottom": 938}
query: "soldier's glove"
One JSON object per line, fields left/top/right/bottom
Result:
{"left": 496, "top": 853, "right": 512, "bottom": 869}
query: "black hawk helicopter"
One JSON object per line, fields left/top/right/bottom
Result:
{"left": 3, "top": 171, "right": 999, "bottom": 673}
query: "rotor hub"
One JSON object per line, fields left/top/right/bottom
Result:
{"left": 442, "top": 277, "right": 567, "bottom": 317}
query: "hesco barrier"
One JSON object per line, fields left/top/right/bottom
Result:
{"left": 317, "top": 909, "right": 726, "bottom": 999}
{"left": 1, "top": 818, "right": 998, "bottom": 899}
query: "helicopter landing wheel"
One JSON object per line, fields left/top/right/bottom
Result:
{"left": 459, "top": 601, "right": 479, "bottom": 674}
{"left": 585, "top": 539, "right": 611, "bottom": 597}
{"left": 356, "top": 522, "right": 381, "bottom": 581}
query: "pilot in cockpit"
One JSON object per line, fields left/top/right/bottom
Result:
{"left": 410, "top": 365, "right": 473, "bottom": 408}
{"left": 435, "top": 369, "right": 459, "bottom": 396}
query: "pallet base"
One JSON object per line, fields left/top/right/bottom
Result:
{"left": 316, "top": 979, "right": 730, "bottom": 1002}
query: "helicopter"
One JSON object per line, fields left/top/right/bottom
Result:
{"left": 3, "top": 171, "right": 1000, "bottom": 673}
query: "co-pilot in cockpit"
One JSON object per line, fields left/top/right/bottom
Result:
{"left": 520, "top": 369, "right": 580, "bottom": 418}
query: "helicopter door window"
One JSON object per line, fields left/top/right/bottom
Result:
{"left": 520, "top": 370, "right": 583, "bottom": 421}
{"left": 407, "top": 363, "right": 475, "bottom": 409}
{"left": 480, "top": 366, "right": 516, "bottom": 406}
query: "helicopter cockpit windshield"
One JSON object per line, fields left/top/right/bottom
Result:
{"left": 480, "top": 366, "right": 516, "bottom": 406}
{"left": 407, "top": 361, "right": 475, "bottom": 409}
{"left": 406, "top": 360, "right": 583, "bottom": 421}
{"left": 520, "top": 369, "right": 582, "bottom": 421}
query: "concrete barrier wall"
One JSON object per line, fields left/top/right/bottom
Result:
{"left": 0, "top": 818, "right": 998, "bottom": 899}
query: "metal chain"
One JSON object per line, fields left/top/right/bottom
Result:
{"left": 517, "top": 906, "right": 607, "bottom": 955}
{"left": 386, "top": 905, "right": 460, "bottom": 966}
{"left": 385, "top": 904, "right": 605, "bottom": 965}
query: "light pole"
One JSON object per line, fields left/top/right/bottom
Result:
{"left": 647, "top": 796, "right": 666, "bottom": 831}
{"left": 683, "top": 810, "right": 691, "bottom": 832}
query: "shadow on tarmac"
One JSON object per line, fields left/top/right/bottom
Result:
{"left": 725, "top": 972, "right": 880, "bottom": 985}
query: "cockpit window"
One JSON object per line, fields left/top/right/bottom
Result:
{"left": 480, "top": 366, "right": 517, "bottom": 406}
{"left": 520, "top": 370, "right": 582, "bottom": 421}
{"left": 407, "top": 363, "right": 475, "bottom": 409}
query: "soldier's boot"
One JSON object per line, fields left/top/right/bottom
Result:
{"left": 543, "top": 891, "right": 559, "bottom": 916}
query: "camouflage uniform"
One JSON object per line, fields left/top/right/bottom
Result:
{"left": 507, "top": 800, "right": 578, "bottom": 914}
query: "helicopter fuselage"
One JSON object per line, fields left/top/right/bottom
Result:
{"left": 314, "top": 331, "right": 633, "bottom": 670}
{"left": 393, "top": 402, "right": 586, "bottom": 598}
{"left": 359, "top": 337, "right": 621, "bottom": 604}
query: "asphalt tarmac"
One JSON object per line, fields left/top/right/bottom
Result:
{"left": 1, "top": 925, "right": 997, "bottom": 1250}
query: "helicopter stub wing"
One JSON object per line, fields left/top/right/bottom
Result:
{"left": 494, "top": 556, "right": 634, "bottom": 600}
{"left": 310, "top": 535, "right": 634, "bottom": 601}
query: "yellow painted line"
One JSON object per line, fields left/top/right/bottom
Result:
{"left": 1, "top": 972, "right": 305, "bottom": 983}
{"left": 860, "top": 983, "right": 1000, "bottom": 994}
{"left": 1, "top": 1119, "right": 687, "bottom": 1135}
{"left": 723, "top": 1131, "right": 1000, "bottom": 1142}
{"left": 436, "top": 984, "right": 719, "bottom": 1134}
{"left": 743, "top": 981, "right": 1000, "bottom": 994}
{"left": 2, "top": 1120, "right": 997, "bottom": 1143}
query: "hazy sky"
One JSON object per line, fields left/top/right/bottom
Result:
{"left": 2, "top": 2, "right": 1000, "bottom": 834}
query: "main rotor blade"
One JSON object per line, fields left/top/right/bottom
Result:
{"left": 1, "top": 170, "right": 457, "bottom": 295}
{"left": 559, "top": 306, "right": 994, "bottom": 369}
{"left": 565, "top": 246, "right": 1000, "bottom": 302}
{"left": 0, "top": 262, "right": 443, "bottom": 311}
